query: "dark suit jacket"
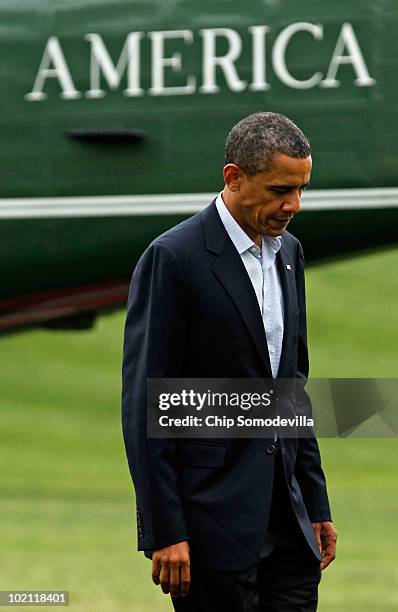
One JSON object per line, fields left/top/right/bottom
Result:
{"left": 122, "top": 200, "right": 332, "bottom": 571}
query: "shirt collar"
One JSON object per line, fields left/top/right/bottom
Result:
{"left": 215, "top": 192, "right": 282, "bottom": 256}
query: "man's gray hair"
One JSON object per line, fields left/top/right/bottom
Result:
{"left": 224, "top": 112, "right": 311, "bottom": 176}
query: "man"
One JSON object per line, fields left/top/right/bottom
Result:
{"left": 122, "top": 112, "right": 337, "bottom": 611}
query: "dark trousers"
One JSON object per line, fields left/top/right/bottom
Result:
{"left": 172, "top": 450, "right": 321, "bottom": 612}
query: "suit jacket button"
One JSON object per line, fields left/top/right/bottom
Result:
{"left": 265, "top": 444, "right": 276, "bottom": 455}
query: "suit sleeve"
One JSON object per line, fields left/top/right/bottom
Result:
{"left": 122, "top": 241, "right": 190, "bottom": 552}
{"left": 293, "top": 241, "right": 332, "bottom": 522}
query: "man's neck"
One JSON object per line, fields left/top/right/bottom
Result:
{"left": 220, "top": 188, "right": 262, "bottom": 247}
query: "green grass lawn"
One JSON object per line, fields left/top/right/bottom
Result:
{"left": 1, "top": 247, "right": 397, "bottom": 611}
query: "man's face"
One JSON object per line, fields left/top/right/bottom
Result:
{"left": 223, "top": 153, "right": 312, "bottom": 241}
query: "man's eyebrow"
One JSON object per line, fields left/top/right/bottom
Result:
{"left": 270, "top": 181, "right": 310, "bottom": 189}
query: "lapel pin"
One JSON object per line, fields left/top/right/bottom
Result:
{"left": 286, "top": 264, "right": 291, "bottom": 270}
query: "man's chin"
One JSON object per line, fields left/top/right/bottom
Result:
{"left": 264, "top": 227, "right": 287, "bottom": 237}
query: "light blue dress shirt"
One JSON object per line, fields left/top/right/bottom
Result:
{"left": 215, "top": 192, "right": 284, "bottom": 377}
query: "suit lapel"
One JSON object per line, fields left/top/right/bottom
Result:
{"left": 276, "top": 243, "right": 297, "bottom": 377}
{"left": 202, "top": 202, "right": 273, "bottom": 377}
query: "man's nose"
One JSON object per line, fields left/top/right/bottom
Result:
{"left": 282, "top": 191, "right": 301, "bottom": 214}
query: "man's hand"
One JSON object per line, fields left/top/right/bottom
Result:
{"left": 311, "top": 521, "right": 337, "bottom": 570}
{"left": 152, "top": 540, "right": 190, "bottom": 598}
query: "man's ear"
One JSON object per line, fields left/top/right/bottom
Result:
{"left": 223, "top": 164, "right": 245, "bottom": 192}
